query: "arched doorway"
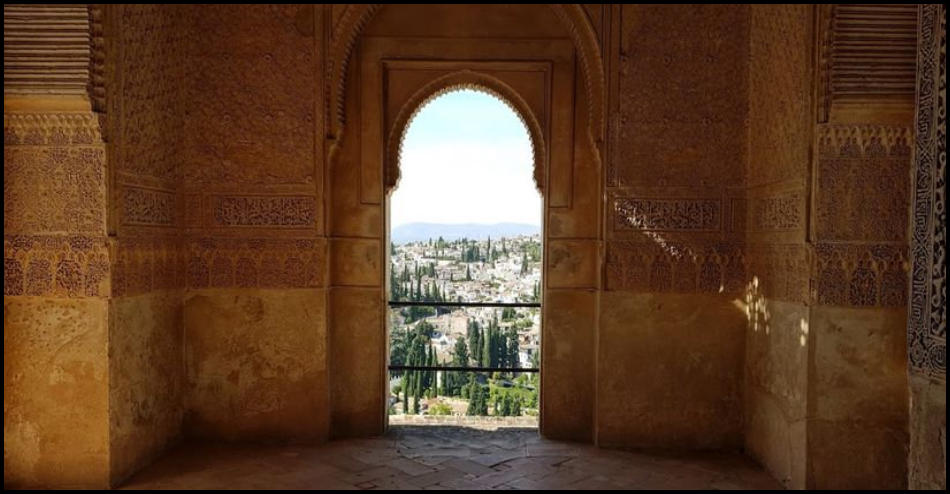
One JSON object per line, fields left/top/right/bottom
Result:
{"left": 386, "top": 88, "right": 543, "bottom": 426}
{"left": 327, "top": 4, "right": 604, "bottom": 441}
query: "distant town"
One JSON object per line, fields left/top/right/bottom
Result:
{"left": 388, "top": 232, "right": 541, "bottom": 420}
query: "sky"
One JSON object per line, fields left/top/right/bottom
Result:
{"left": 389, "top": 89, "right": 541, "bottom": 228}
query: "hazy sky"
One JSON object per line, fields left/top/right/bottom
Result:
{"left": 389, "top": 90, "right": 541, "bottom": 228}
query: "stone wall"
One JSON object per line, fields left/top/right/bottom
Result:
{"left": 599, "top": 4, "right": 749, "bottom": 450}
{"left": 741, "top": 5, "right": 918, "bottom": 489}
{"left": 4, "top": 4, "right": 946, "bottom": 490}
{"left": 907, "top": 4, "right": 946, "bottom": 489}
{"left": 107, "top": 3, "right": 332, "bottom": 457}
{"left": 742, "top": 5, "right": 812, "bottom": 488}
{"left": 106, "top": 5, "right": 187, "bottom": 485}
{"left": 4, "top": 5, "right": 111, "bottom": 488}
{"left": 804, "top": 6, "right": 918, "bottom": 487}
{"left": 807, "top": 128, "right": 912, "bottom": 489}
{"left": 175, "top": 5, "right": 330, "bottom": 444}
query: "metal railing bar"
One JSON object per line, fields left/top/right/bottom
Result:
{"left": 388, "top": 301, "right": 540, "bottom": 308}
{"left": 388, "top": 365, "right": 538, "bottom": 373}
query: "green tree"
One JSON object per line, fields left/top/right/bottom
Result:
{"left": 454, "top": 338, "right": 469, "bottom": 367}
{"left": 468, "top": 323, "right": 482, "bottom": 366}
{"left": 466, "top": 383, "right": 489, "bottom": 416}
{"left": 507, "top": 328, "right": 520, "bottom": 372}
{"left": 482, "top": 326, "right": 492, "bottom": 368}
{"left": 403, "top": 384, "right": 409, "bottom": 413}
{"left": 445, "top": 337, "right": 471, "bottom": 396}
{"left": 499, "top": 394, "right": 511, "bottom": 416}
{"left": 426, "top": 344, "right": 437, "bottom": 397}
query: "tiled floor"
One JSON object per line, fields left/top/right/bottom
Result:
{"left": 122, "top": 426, "right": 782, "bottom": 490}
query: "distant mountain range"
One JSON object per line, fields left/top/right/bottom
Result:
{"left": 391, "top": 222, "right": 540, "bottom": 244}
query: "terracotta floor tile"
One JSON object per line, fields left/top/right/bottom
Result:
{"left": 121, "top": 426, "right": 783, "bottom": 490}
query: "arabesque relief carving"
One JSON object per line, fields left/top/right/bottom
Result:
{"left": 327, "top": 4, "right": 605, "bottom": 171}
{"left": 814, "top": 243, "right": 908, "bottom": 308}
{"left": 106, "top": 5, "right": 324, "bottom": 297}
{"left": 4, "top": 113, "right": 101, "bottom": 146}
{"left": 737, "top": 190, "right": 806, "bottom": 233}
{"left": 4, "top": 235, "right": 110, "bottom": 298}
{"left": 908, "top": 3, "right": 946, "bottom": 380}
{"left": 112, "top": 237, "right": 182, "bottom": 297}
{"left": 747, "top": 4, "right": 811, "bottom": 187}
{"left": 181, "top": 5, "right": 317, "bottom": 186}
{"left": 121, "top": 186, "right": 176, "bottom": 227}
{"left": 114, "top": 5, "right": 184, "bottom": 185}
{"left": 186, "top": 237, "right": 325, "bottom": 290}
{"left": 211, "top": 196, "right": 316, "bottom": 228}
{"left": 606, "top": 241, "right": 746, "bottom": 295}
{"left": 611, "top": 5, "right": 748, "bottom": 187}
{"left": 613, "top": 198, "right": 721, "bottom": 232}
{"left": 4, "top": 114, "right": 105, "bottom": 236}
{"left": 816, "top": 125, "right": 912, "bottom": 243}
{"left": 745, "top": 243, "right": 810, "bottom": 303}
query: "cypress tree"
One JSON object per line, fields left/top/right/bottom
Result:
{"left": 483, "top": 327, "right": 492, "bottom": 368}
{"left": 466, "top": 384, "right": 489, "bottom": 416}
{"left": 402, "top": 382, "right": 408, "bottom": 414}
{"left": 508, "top": 329, "right": 520, "bottom": 370}
{"left": 466, "top": 388, "right": 477, "bottom": 415}
{"left": 427, "top": 345, "right": 436, "bottom": 396}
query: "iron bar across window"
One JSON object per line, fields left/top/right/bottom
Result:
{"left": 388, "top": 301, "right": 540, "bottom": 308}
{"left": 389, "top": 365, "right": 538, "bottom": 373}
{"left": 388, "top": 300, "right": 540, "bottom": 372}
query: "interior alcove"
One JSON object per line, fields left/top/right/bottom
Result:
{"left": 327, "top": 3, "right": 603, "bottom": 441}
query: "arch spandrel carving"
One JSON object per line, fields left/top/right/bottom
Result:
{"left": 385, "top": 71, "right": 547, "bottom": 194}
{"left": 327, "top": 4, "right": 605, "bottom": 172}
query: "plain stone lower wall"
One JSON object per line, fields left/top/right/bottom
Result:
{"left": 542, "top": 289, "right": 596, "bottom": 442}
{"left": 743, "top": 299, "right": 808, "bottom": 489}
{"left": 183, "top": 288, "right": 330, "bottom": 443}
{"left": 596, "top": 292, "right": 745, "bottom": 450}
{"left": 742, "top": 300, "right": 911, "bottom": 490}
{"left": 109, "top": 291, "right": 184, "bottom": 485}
{"left": 908, "top": 374, "right": 947, "bottom": 489}
{"left": 806, "top": 305, "right": 908, "bottom": 489}
{"left": 3, "top": 297, "right": 110, "bottom": 488}
{"left": 329, "top": 287, "right": 385, "bottom": 438}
